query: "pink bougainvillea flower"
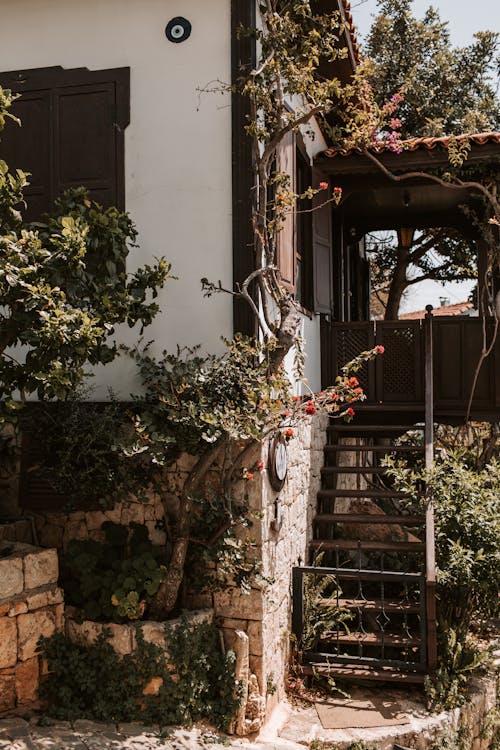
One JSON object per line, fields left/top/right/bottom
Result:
{"left": 319, "top": 181, "right": 328, "bottom": 190}
{"left": 376, "top": 345, "right": 385, "bottom": 354}
{"left": 304, "top": 400, "right": 316, "bottom": 415}
{"left": 346, "top": 407, "right": 355, "bottom": 417}
{"left": 258, "top": 460, "right": 264, "bottom": 471}
{"left": 348, "top": 376, "right": 359, "bottom": 387}
{"left": 354, "top": 387, "right": 363, "bottom": 395}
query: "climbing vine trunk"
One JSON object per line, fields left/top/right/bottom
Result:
{"left": 152, "top": 445, "right": 224, "bottom": 617}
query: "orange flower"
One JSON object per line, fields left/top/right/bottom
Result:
{"left": 244, "top": 469, "right": 254, "bottom": 480}
{"left": 285, "top": 428, "right": 294, "bottom": 439}
{"left": 304, "top": 400, "right": 316, "bottom": 415}
{"left": 348, "top": 376, "right": 359, "bottom": 387}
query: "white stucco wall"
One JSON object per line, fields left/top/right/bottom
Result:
{"left": 0, "top": 0, "right": 233, "bottom": 397}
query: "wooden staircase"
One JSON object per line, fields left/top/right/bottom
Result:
{"left": 293, "top": 420, "right": 436, "bottom": 685}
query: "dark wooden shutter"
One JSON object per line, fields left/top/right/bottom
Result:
{"left": 276, "top": 131, "right": 296, "bottom": 290}
{"left": 312, "top": 168, "right": 333, "bottom": 314}
{"left": 0, "top": 66, "right": 129, "bottom": 220}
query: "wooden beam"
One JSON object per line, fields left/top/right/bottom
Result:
{"left": 231, "top": 0, "right": 257, "bottom": 338}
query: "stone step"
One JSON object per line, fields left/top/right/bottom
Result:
{"left": 324, "top": 445, "right": 424, "bottom": 454}
{"left": 314, "top": 514, "right": 425, "bottom": 525}
{"left": 310, "top": 539, "right": 425, "bottom": 552}
{"left": 301, "top": 662, "right": 426, "bottom": 684}
{"left": 321, "top": 631, "right": 422, "bottom": 647}
{"left": 320, "top": 466, "right": 389, "bottom": 474}
{"left": 317, "top": 597, "right": 421, "bottom": 613}
{"left": 328, "top": 424, "right": 423, "bottom": 434}
{"left": 317, "top": 489, "right": 415, "bottom": 499}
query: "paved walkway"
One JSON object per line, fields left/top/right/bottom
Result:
{"left": 0, "top": 716, "right": 301, "bottom": 750}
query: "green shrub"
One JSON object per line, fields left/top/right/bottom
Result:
{"left": 385, "top": 451, "right": 499, "bottom": 708}
{"left": 38, "top": 617, "right": 239, "bottom": 729}
{"left": 22, "top": 397, "right": 149, "bottom": 511}
{"left": 63, "top": 522, "right": 170, "bottom": 622}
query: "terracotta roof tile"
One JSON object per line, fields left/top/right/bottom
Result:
{"left": 324, "top": 131, "right": 500, "bottom": 159}
{"left": 340, "top": 0, "right": 361, "bottom": 66}
{"left": 400, "top": 301, "right": 474, "bottom": 320}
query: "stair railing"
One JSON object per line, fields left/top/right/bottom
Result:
{"left": 424, "top": 305, "right": 437, "bottom": 671}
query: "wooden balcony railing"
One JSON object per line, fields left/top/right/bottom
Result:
{"left": 325, "top": 316, "right": 500, "bottom": 421}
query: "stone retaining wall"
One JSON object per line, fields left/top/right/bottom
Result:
{"left": 0, "top": 542, "right": 63, "bottom": 713}
{"left": 64, "top": 606, "right": 213, "bottom": 658}
{"left": 2, "top": 417, "right": 332, "bottom": 733}
{"left": 215, "top": 414, "right": 329, "bottom": 729}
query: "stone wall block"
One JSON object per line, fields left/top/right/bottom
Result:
{"left": 139, "top": 621, "right": 167, "bottom": 651}
{"left": 231, "top": 630, "right": 249, "bottom": 736}
{"left": 15, "top": 655, "right": 39, "bottom": 704}
{"left": 23, "top": 549, "right": 58, "bottom": 591}
{"left": 0, "top": 669, "right": 15, "bottom": 712}
{"left": 0, "top": 617, "right": 17, "bottom": 668}
{"left": 62, "top": 520, "right": 88, "bottom": 548}
{"left": 107, "top": 623, "right": 133, "bottom": 656}
{"left": 0, "top": 555, "right": 23, "bottom": 599}
{"left": 37, "top": 523, "right": 64, "bottom": 550}
{"left": 215, "top": 587, "right": 263, "bottom": 621}
{"left": 85, "top": 511, "right": 108, "bottom": 532}
{"left": 104, "top": 508, "right": 122, "bottom": 524}
{"left": 17, "top": 608, "right": 56, "bottom": 661}
{"left": 247, "top": 620, "right": 263, "bottom": 656}
{"left": 7, "top": 596, "right": 28, "bottom": 617}
{"left": 24, "top": 585, "right": 63, "bottom": 612}
{"left": 66, "top": 618, "right": 103, "bottom": 648}
{"left": 121, "top": 503, "right": 145, "bottom": 527}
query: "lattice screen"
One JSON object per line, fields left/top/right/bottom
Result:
{"left": 380, "top": 326, "right": 417, "bottom": 398}
{"left": 334, "top": 324, "right": 373, "bottom": 392}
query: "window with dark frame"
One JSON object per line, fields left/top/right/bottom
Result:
{"left": 0, "top": 66, "right": 130, "bottom": 222}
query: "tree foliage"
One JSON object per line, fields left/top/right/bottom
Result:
{"left": 362, "top": 0, "right": 500, "bottom": 319}
{"left": 364, "top": 0, "right": 500, "bottom": 139}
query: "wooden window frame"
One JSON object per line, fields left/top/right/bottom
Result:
{"left": 0, "top": 66, "right": 130, "bottom": 217}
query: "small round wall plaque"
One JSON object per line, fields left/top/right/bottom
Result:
{"left": 268, "top": 433, "right": 287, "bottom": 491}
{"left": 165, "top": 17, "right": 192, "bottom": 43}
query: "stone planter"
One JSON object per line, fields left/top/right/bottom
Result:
{"left": 65, "top": 606, "right": 214, "bottom": 660}
{"left": 0, "top": 541, "right": 63, "bottom": 713}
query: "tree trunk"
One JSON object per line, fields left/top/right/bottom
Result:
{"left": 384, "top": 248, "right": 409, "bottom": 320}
{"left": 150, "top": 492, "right": 191, "bottom": 618}
{"left": 151, "top": 445, "right": 224, "bottom": 618}
{"left": 268, "top": 295, "right": 301, "bottom": 374}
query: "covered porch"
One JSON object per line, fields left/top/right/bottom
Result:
{"left": 315, "top": 131, "right": 500, "bottom": 424}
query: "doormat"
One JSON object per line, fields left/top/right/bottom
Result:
{"left": 315, "top": 697, "right": 408, "bottom": 729}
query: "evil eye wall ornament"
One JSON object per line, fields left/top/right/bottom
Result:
{"left": 165, "top": 17, "right": 192, "bottom": 43}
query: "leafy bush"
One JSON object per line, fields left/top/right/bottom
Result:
{"left": 22, "top": 397, "right": 151, "bottom": 510}
{"left": 385, "top": 451, "right": 499, "bottom": 707}
{"left": 63, "top": 522, "right": 170, "bottom": 622}
{"left": 386, "top": 453, "right": 499, "bottom": 632}
{"left": 38, "top": 617, "right": 238, "bottom": 728}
